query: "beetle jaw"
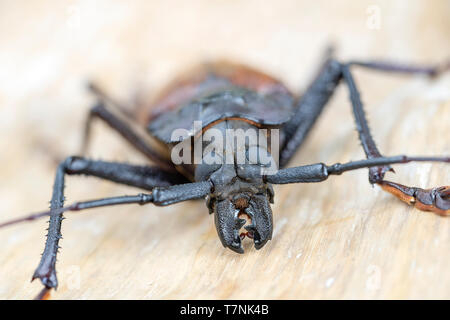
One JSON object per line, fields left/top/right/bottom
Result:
{"left": 213, "top": 194, "right": 273, "bottom": 253}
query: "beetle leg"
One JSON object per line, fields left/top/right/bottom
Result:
{"left": 280, "top": 58, "right": 342, "bottom": 167}
{"left": 81, "top": 99, "right": 176, "bottom": 172}
{"left": 30, "top": 156, "right": 187, "bottom": 299}
{"left": 341, "top": 64, "right": 449, "bottom": 215}
{"left": 280, "top": 52, "right": 449, "bottom": 168}
{"left": 87, "top": 82, "right": 137, "bottom": 120}
{"left": 340, "top": 64, "right": 391, "bottom": 182}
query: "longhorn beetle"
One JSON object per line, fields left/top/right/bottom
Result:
{"left": 1, "top": 50, "right": 449, "bottom": 299}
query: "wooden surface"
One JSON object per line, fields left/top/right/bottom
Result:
{"left": 0, "top": 0, "right": 449, "bottom": 299}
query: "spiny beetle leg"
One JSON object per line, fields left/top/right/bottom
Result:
{"left": 82, "top": 99, "right": 175, "bottom": 172}
{"left": 30, "top": 156, "right": 190, "bottom": 297}
{"left": 341, "top": 62, "right": 449, "bottom": 216}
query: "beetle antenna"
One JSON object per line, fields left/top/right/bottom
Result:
{"left": 267, "top": 155, "right": 449, "bottom": 185}
{"left": 326, "top": 155, "right": 450, "bottom": 175}
{"left": 0, "top": 193, "right": 154, "bottom": 229}
{"left": 0, "top": 181, "right": 211, "bottom": 229}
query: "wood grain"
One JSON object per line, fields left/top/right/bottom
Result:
{"left": 0, "top": 0, "right": 449, "bottom": 299}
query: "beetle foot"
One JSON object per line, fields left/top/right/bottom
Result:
{"left": 378, "top": 181, "right": 450, "bottom": 216}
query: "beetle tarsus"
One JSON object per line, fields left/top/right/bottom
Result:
{"left": 378, "top": 181, "right": 450, "bottom": 216}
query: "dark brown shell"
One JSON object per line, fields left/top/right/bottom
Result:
{"left": 147, "top": 61, "right": 296, "bottom": 143}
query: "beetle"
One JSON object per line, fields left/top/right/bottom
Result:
{"left": 1, "top": 51, "right": 449, "bottom": 299}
